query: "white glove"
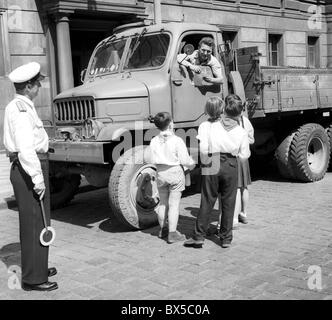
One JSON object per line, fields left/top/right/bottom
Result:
{"left": 34, "top": 181, "right": 46, "bottom": 200}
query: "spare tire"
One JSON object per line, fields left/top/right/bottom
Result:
{"left": 50, "top": 174, "right": 81, "bottom": 209}
{"left": 108, "top": 146, "right": 159, "bottom": 230}
{"left": 289, "top": 123, "right": 330, "bottom": 182}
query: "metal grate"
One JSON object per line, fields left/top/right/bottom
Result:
{"left": 54, "top": 97, "right": 95, "bottom": 122}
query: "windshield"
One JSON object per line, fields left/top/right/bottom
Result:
{"left": 89, "top": 39, "right": 126, "bottom": 76}
{"left": 124, "top": 33, "right": 170, "bottom": 70}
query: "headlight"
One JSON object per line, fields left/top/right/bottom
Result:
{"left": 82, "top": 119, "right": 105, "bottom": 139}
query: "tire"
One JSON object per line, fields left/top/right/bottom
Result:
{"left": 289, "top": 123, "right": 330, "bottom": 182}
{"left": 50, "top": 174, "right": 81, "bottom": 210}
{"left": 109, "top": 146, "right": 159, "bottom": 230}
{"left": 274, "top": 132, "right": 296, "bottom": 179}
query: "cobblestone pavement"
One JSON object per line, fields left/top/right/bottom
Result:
{"left": 0, "top": 164, "right": 331, "bottom": 300}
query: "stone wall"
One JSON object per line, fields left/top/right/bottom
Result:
{"left": 143, "top": 0, "right": 329, "bottom": 68}
{"left": 0, "top": 0, "right": 52, "bottom": 150}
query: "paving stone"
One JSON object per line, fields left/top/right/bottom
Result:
{"left": 0, "top": 149, "right": 331, "bottom": 300}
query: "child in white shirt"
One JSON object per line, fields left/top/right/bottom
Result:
{"left": 149, "top": 112, "right": 195, "bottom": 243}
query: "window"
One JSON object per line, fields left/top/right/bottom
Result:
{"left": 0, "top": 11, "right": 10, "bottom": 76}
{"left": 124, "top": 33, "right": 170, "bottom": 70}
{"left": 89, "top": 39, "right": 127, "bottom": 76}
{"left": 178, "top": 33, "right": 215, "bottom": 55}
{"left": 308, "top": 36, "right": 319, "bottom": 68}
{"left": 0, "top": 13, "right": 6, "bottom": 75}
{"left": 268, "top": 33, "right": 283, "bottom": 66}
{"left": 222, "top": 30, "right": 238, "bottom": 50}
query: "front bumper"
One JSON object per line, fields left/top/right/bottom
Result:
{"left": 49, "top": 140, "right": 111, "bottom": 164}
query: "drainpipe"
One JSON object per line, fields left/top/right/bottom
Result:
{"left": 154, "top": 0, "right": 162, "bottom": 24}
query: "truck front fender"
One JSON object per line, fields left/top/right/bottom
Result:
{"left": 96, "top": 120, "right": 156, "bottom": 141}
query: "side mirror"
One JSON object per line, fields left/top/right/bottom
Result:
{"left": 80, "top": 69, "right": 87, "bottom": 83}
{"left": 183, "top": 44, "right": 194, "bottom": 55}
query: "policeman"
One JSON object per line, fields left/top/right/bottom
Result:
{"left": 3, "top": 62, "right": 58, "bottom": 291}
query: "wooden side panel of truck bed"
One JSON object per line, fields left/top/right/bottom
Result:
{"left": 261, "top": 68, "right": 332, "bottom": 113}
{"left": 236, "top": 46, "right": 332, "bottom": 117}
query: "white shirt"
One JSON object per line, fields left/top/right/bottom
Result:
{"left": 240, "top": 115, "right": 255, "bottom": 145}
{"left": 177, "top": 50, "right": 223, "bottom": 80}
{"left": 197, "top": 120, "right": 250, "bottom": 159}
{"left": 149, "top": 130, "right": 195, "bottom": 169}
{"left": 3, "top": 94, "right": 49, "bottom": 185}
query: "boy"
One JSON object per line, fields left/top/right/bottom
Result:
{"left": 149, "top": 112, "right": 195, "bottom": 244}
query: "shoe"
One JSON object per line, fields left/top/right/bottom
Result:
{"left": 48, "top": 267, "right": 57, "bottom": 277}
{"left": 221, "top": 242, "right": 231, "bottom": 248}
{"left": 238, "top": 214, "right": 248, "bottom": 224}
{"left": 206, "top": 227, "right": 215, "bottom": 236}
{"left": 158, "top": 227, "right": 168, "bottom": 239}
{"left": 167, "top": 231, "right": 186, "bottom": 244}
{"left": 22, "top": 281, "right": 58, "bottom": 292}
{"left": 183, "top": 237, "right": 204, "bottom": 248}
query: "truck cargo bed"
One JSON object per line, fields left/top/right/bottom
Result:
{"left": 236, "top": 46, "right": 332, "bottom": 118}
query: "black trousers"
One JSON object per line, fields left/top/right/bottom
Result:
{"left": 194, "top": 153, "right": 238, "bottom": 243}
{"left": 10, "top": 158, "right": 51, "bottom": 285}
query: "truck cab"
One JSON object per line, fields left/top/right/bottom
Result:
{"left": 48, "top": 22, "right": 227, "bottom": 229}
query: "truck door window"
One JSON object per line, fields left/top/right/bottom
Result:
{"left": 178, "top": 33, "right": 216, "bottom": 55}
{"left": 89, "top": 39, "right": 126, "bottom": 76}
{"left": 124, "top": 34, "right": 170, "bottom": 70}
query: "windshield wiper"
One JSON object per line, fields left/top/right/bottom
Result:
{"left": 127, "top": 27, "right": 147, "bottom": 62}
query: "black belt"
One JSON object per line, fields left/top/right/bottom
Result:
{"left": 8, "top": 152, "right": 49, "bottom": 163}
{"left": 208, "top": 152, "right": 236, "bottom": 159}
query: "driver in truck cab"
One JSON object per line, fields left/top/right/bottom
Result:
{"left": 177, "top": 36, "right": 224, "bottom": 86}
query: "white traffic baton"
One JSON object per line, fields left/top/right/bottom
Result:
{"left": 39, "top": 198, "right": 56, "bottom": 246}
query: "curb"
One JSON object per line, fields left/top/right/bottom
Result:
{"left": 0, "top": 185, "right": 101, "bottom": 211}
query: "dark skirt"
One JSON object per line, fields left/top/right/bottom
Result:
{"left": 237, "top": 158, "right": 251, "bottom": 188}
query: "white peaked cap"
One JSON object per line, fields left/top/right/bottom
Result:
{"left": 8, "top": 62, "right": 45, "bottom": 83}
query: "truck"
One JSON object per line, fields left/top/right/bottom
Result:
{"left": 47, "top": 22, "right": 332, "bottom": 230}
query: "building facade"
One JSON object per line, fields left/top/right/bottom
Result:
{"left": 0, "top": 0, "right": 331, "bottom": 149}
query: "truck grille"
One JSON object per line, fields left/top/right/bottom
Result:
{"left": 54, "top": 97, "right": 95, "bottom": 122}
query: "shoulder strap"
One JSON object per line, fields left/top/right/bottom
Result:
{"left": 16, "top": 101, "right": 27, "bottom": 112}
{"left": 241, "top": 116, "right": 244, "bottom": 128}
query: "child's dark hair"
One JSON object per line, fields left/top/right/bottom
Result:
{"left": 154, "top": 112, "right": 172, "bottom": 131}
{"left": 205, "top": 96, "right": 224, "bottom": 122}
{"left": 224, "top": 94, "right": 243, "bottom": 117}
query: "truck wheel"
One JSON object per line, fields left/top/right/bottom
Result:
{"left": 274, "top": 132, "right": 296, "bottom": 179}
{"left": 109, "top": 146, "right": 159, "bottom": 230}
{"left": 50, "top": 174, "right": 81, "bottom": 209}
{"left": 289, "top": 123, "right": 330, "bottom": 182}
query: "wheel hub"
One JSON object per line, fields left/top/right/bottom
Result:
{"left": 131, "top": 166, "right": 159, "bottom": 211}
{"left": 307, "top": 136, "right": 327, "bottom": 174}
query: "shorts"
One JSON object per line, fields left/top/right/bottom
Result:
{"left": 156, "top": 165, "right": 185, "bottom": 193}
{"left": 238, "top": 158, "right": 251, "bottom": 188}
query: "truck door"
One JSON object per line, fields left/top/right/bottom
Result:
{"left": 170, "top": 32, "right": 223, "bottom": 123}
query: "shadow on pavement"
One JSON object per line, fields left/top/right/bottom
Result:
{"left": 0, "top": 242, "right": 21, "bottom": 269}
{"left": 98, "top": 217, "right": 135, "bottom": 234}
